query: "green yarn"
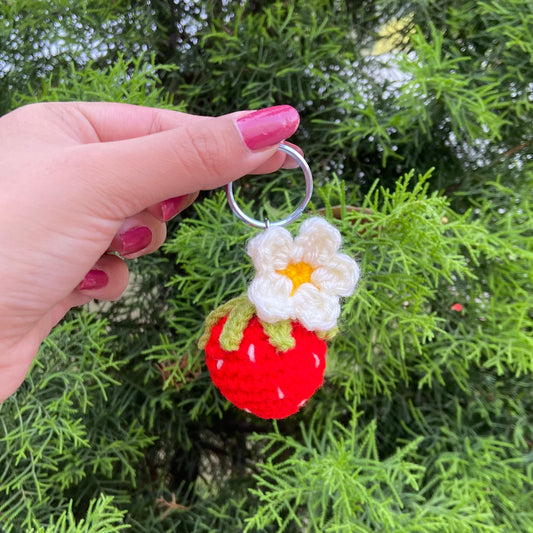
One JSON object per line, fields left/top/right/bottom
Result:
{"left": 199, "top": 294, "right": 336, "bottom": 353}
{"left": 219, "top": 297, "right": 256, "bottom": 351}
{"left": 316, "top": 326, "right": 339, "bottom": 341}
{"left": 198, "top": 295, "right": 249, "bottom": 349}
{"left": 261, "top": 320, "right": 295, "bottom": 351}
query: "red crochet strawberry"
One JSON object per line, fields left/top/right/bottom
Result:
{"left": 198, "top": 218, "right": 360, "bottom": 419}
{"left": 199, "top": 295, "right": 334, "bottom": 419}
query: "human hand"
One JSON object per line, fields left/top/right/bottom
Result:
{"left": 0, "top": 102, "right": 301, "bottom": 401}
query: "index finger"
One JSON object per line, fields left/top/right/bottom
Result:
{"left": 70, "top": 104, "right": 301, "bottom": 218}
{"left": 70, "top": 102, "right": 206, "bottom": 142}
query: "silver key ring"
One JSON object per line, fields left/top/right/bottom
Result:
{"left": 225, "top": 142, "right": 313, "bottom": 229}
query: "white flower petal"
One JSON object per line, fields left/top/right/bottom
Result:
{"left": 246, "top": 226, "right": 293, "bottom": 273}
{"left": 248, "top": 272, "right": 293, "bottom": 323}
{"left": 311, "top": 253, "right": 360, "bottom": 296}
{"left": 292, "top": 284, "right": 341, "bottom": 331}
{"left": 294, "top": 218, "right": 342, "bottom": 267}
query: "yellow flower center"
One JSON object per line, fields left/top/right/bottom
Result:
{"left": 277, "top": 262, "right": 314, "bottom": 295}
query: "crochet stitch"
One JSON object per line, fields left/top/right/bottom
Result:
{"left": 205, "top": 315, "right": 327, "bottom": 419}
{"left": 200, "top": 217, "right": 360, "bottom": 419}
{"left": 247, "top": 217, "right": 360, "bottom": 331}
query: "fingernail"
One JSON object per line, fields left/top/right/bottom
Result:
{"left": 77, "top": 269, "right": 108, "bottom": 290}
{"left": 158, "top": 195, "right": 188, "bottom": 222}
{"left": 118, "top": 226, "right": 152, "bottom": 255}
{"left": 236, "top": 105, "right": 300, "bottom": 151}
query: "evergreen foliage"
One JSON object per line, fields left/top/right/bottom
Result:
{"left": 1, "top": 1, "right": 532, "bottom": 531}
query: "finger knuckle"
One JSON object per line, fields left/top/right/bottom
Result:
{"left": 179, "top": 125, "right": 228, "bottom": 188}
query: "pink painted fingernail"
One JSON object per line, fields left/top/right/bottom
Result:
{"left": 77, "top": 269, "right": 108, "bottom": 290}
{"left": 118, "top": 226, "right": 152, "bottom": 255}
{"left": 236, "top": 105, "right": 300, "bottom": 151}
{"left": 158, "top": 195, "right": 188, "bottom": 222}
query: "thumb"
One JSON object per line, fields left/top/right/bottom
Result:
{"left": 75, "top": 105, "right": 300, "bottom": 217}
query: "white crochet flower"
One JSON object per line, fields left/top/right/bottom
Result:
{"left": 247, "top": 217, "right": 360, "bottom": 331}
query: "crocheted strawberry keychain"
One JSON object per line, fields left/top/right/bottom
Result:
{"left": 199, "top": 144, "right": 360, "bottom": 419}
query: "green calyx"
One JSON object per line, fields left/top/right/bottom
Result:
{"left": 198, "top": 294, "right": 338, "bottom": 353}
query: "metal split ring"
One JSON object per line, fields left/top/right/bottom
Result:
{"left": 225, "top": 142, "right": 313, "bottom": 229}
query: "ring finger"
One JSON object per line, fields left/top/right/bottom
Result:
{"left": 108, "top": 210, "right": 167, "bottom": 259}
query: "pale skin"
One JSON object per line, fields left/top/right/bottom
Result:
{"left": 0, "top": 102, "right": 301, "bottom": 401}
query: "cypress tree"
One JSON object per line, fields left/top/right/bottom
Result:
{"left": 1, "top": 1, "right": 532, "bottom": 531}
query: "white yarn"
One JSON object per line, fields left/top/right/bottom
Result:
{"left": 246, "top": 217, "right": 360, "bottom": 331}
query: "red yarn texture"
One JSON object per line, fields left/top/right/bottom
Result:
{"left": 205, "top": 316, "right": 327, "bottom": 419}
